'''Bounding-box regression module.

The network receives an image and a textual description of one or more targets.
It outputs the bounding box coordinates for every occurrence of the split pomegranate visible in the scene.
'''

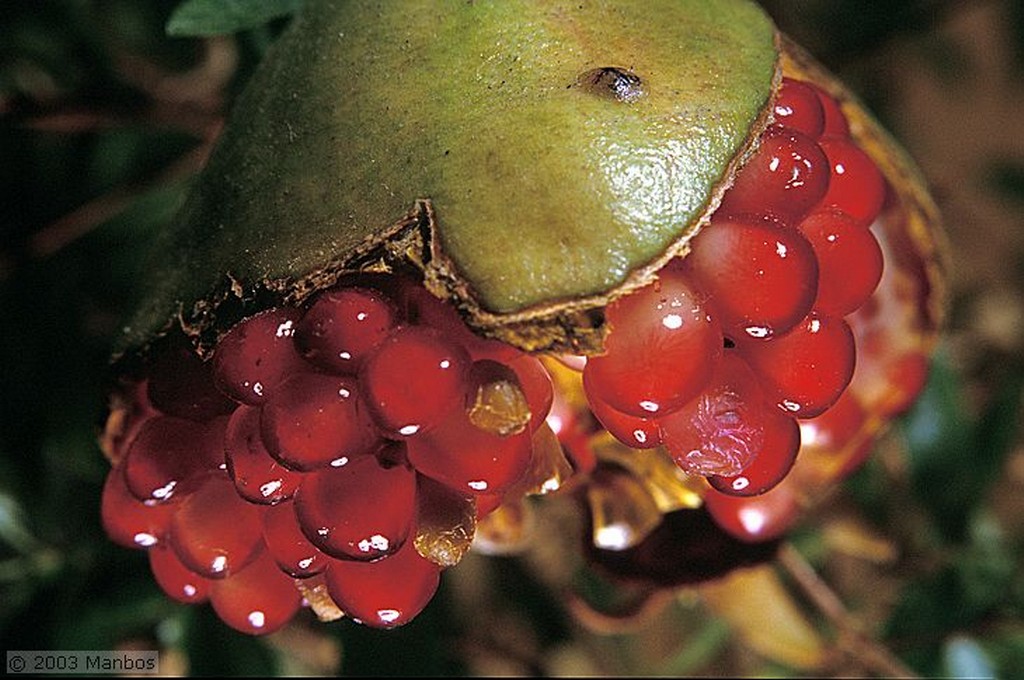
[100,4,943,635]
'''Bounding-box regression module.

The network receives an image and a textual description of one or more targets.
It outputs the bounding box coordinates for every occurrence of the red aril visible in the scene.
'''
[718,125,830,225]
[324,539,441,629]
[583,265,723,417]
[212,308,307,405]
[797,208,884,316]
[703,476,802,543]
[817,136,887,227]
[225,405,302,503]
[708,406,800,496]
[261,373,381,471]
[100,465,175,549]
[507,354,555,432]
[360,325,470,437]
[659,352,768,477]
[294,454,417,560]
[740,311,856,418]
[295,286,398,373]
[586,392,662,449]
[123,415,225,503]
[683,216,818,341]
[815,85,851,137]
[167,473,264,578]
[146,336,235,421]
[209,548,302,635]
[148,543,213,604]
[260,501,328,578]
[773,78,826,138]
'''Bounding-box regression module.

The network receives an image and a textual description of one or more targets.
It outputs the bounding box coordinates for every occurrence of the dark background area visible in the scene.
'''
[1,0,1023,676]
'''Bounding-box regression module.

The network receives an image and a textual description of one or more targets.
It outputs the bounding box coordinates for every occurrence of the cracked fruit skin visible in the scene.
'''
[101,0,948,639]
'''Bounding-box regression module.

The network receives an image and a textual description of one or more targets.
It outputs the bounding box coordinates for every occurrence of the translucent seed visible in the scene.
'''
[797,208,884,316]
[323,539,441,629]
[413,474,476,568]
[260,500,328,578]
[360,325,470,437]
[814,85,851,137]
[149,543,213,604]
[167,473,264,579]
[708,408,800,496]
[659,353,768,477]
[212,308,307,405]
[817,136,887,227]
[261,373,381,471]
[586,390,663,449]
[100,464,175,549]
[147,336,236,421]
[294,453,417,560]
[773,77,826,138]
[209,548,303,636]
[703,478,802,544]
[583,264,723,417]
[294,286,398,373]
[465,360,532,437]
[123,415,225,504]
[225,405,302,503]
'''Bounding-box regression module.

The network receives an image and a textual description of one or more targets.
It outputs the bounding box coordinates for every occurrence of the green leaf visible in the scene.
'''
[166,0,302,37]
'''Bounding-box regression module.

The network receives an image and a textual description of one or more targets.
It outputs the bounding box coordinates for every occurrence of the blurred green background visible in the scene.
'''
[1,0,1023,676]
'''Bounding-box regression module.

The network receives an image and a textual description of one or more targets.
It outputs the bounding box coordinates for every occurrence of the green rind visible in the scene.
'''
[120,0,776,354]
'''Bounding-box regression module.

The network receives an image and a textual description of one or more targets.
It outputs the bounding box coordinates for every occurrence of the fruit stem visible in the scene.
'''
[777,543,919,678]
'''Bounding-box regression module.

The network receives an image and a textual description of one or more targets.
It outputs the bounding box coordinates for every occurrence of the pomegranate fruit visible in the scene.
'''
[100,0,945,635]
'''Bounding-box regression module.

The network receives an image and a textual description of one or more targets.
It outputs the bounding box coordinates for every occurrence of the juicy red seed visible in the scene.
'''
[659,352,768,477]
[261,373,381,471]
[817,136,887,226]
[586,391,662,449]
[583,265,723,417]
[718,125,830,225]
[295,286,398,373]
[147,339,235,421]
[123,415,225,503]
[683,216,818,341]
[209,548,302,635]
[212,308,307,405]
[508,355,555,432]
[260,501,328,578]
[294,454,417,560]
[100,465,175,549]
[360,325,470,437]
[797,209,884,316]
[148,543,213,604]
[324,539,441,629]
[406,402,533,496]
[225,405,302,503]
[798,389,866,452]
[708,408,800,496]
[816,86,850,137]
[774,78,826,138]
[167,473,264,578]
[740,311,856,418]
[703,480,801,543]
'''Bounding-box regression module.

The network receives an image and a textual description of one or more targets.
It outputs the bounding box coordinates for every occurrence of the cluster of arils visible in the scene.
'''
[580,78,895,526]
[101,274,570,635]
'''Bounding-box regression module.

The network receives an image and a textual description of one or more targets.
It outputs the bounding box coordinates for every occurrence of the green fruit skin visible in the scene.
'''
[121,0,777,354]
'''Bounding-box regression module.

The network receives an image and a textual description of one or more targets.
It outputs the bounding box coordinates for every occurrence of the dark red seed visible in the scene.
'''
[261,373,381,471]
[212,308,307,405]
[148,543,213,604]
[740,311,856,418]
[718,125,830,225]
[260,501,328,578]
[225,405,302,503]
[683,216,818,341]
[773,78,826,138]
[817,136,887,227]
[815,86,851,137]
[100,465,175,549]
[406,402,533,496]
[167,473,264,578]
[324,540,440,629]
[209,548,302,635]
[123,415,225,503]
[583,264,723,417]
[586,392,662,449]
[659,352,768,477]
[708,407,800,496]
[508,355,555,432]
[360,325,470,437]
[703,479,801,543]
[295,286,398,373]
[797,209,884,316]
[294,454,417,560]
[147,338,236,421]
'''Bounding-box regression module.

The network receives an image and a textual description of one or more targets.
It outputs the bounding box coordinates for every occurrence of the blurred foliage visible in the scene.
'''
[2,0,1023,677]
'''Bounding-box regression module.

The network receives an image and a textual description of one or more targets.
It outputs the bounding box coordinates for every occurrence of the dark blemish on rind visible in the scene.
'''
[575,67,645,103]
